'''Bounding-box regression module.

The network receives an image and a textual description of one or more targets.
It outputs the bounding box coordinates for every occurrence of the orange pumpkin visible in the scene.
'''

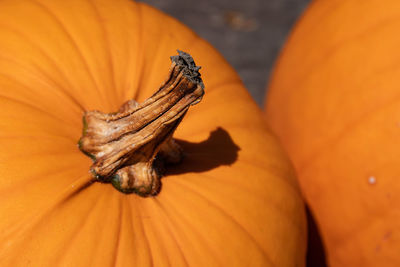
[0,0,306,266]
[265,0,400,266]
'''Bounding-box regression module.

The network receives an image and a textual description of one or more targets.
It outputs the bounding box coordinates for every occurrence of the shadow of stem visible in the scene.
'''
[165,127,240,175]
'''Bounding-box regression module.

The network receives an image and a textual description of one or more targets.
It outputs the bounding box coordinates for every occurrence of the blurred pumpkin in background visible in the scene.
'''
[265,0,400,266]
[0,0,306,266]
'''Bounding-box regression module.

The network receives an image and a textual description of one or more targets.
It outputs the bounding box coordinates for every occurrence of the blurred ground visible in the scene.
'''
[139,0,310,106]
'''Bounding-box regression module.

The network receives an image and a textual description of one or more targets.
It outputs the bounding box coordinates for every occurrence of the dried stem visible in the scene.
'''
[78,51,204,196]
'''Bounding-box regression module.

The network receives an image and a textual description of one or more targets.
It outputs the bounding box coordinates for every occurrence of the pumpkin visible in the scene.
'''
[265,0,400,266]
[0,0,306,266]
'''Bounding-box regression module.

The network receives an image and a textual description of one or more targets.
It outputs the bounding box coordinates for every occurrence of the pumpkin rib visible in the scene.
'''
[138,200,176,267]
[168,171,271,201]
[17,62,86,113]
[3,144,79,161]
[0,156,87,196]
[297,88,400,173]
[272,9,400,101]
[111,196,124,267]
[159,192,231,266]
[0,174,93,251]
[172,169,306,246]
[0,54,85,116]
[27,0,108,108]
[0,135,75,143]
[119,1,141,104]
[236,156,295,184]
[170,178,274,265]
[50,189,106,264]
[133,199,159,266]
[127,199,155,266]
[0,91,78,128]
[129,2,145,102]
[48,186,119,267]
[153,198,190,267]
[176,165,302,220]
[172,170,271,200]
[0,25,87,112]
[87,0,119,106]
[87,189,123,267]
[0,133,78,148]
[120,198,151,266]
[159,189,229,266]
[173,172,305,241]
[134,32,171,102]
[221,162,305,232]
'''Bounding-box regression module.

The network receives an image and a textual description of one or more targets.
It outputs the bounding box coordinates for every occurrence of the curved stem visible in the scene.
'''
[78,51,204,196]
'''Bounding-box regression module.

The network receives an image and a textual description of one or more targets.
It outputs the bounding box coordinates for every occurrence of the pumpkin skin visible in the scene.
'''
[265,0,400,266]
[0,0,306,266]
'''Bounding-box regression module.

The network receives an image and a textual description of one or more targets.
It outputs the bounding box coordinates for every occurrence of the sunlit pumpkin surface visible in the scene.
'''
[265,0,400,266]
[0,0,306,266]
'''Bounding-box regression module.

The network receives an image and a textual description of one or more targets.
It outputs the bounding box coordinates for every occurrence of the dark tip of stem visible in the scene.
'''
[171,50,204,89]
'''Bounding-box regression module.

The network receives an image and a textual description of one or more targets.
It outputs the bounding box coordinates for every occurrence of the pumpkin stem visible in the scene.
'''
[78,50,204,196]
